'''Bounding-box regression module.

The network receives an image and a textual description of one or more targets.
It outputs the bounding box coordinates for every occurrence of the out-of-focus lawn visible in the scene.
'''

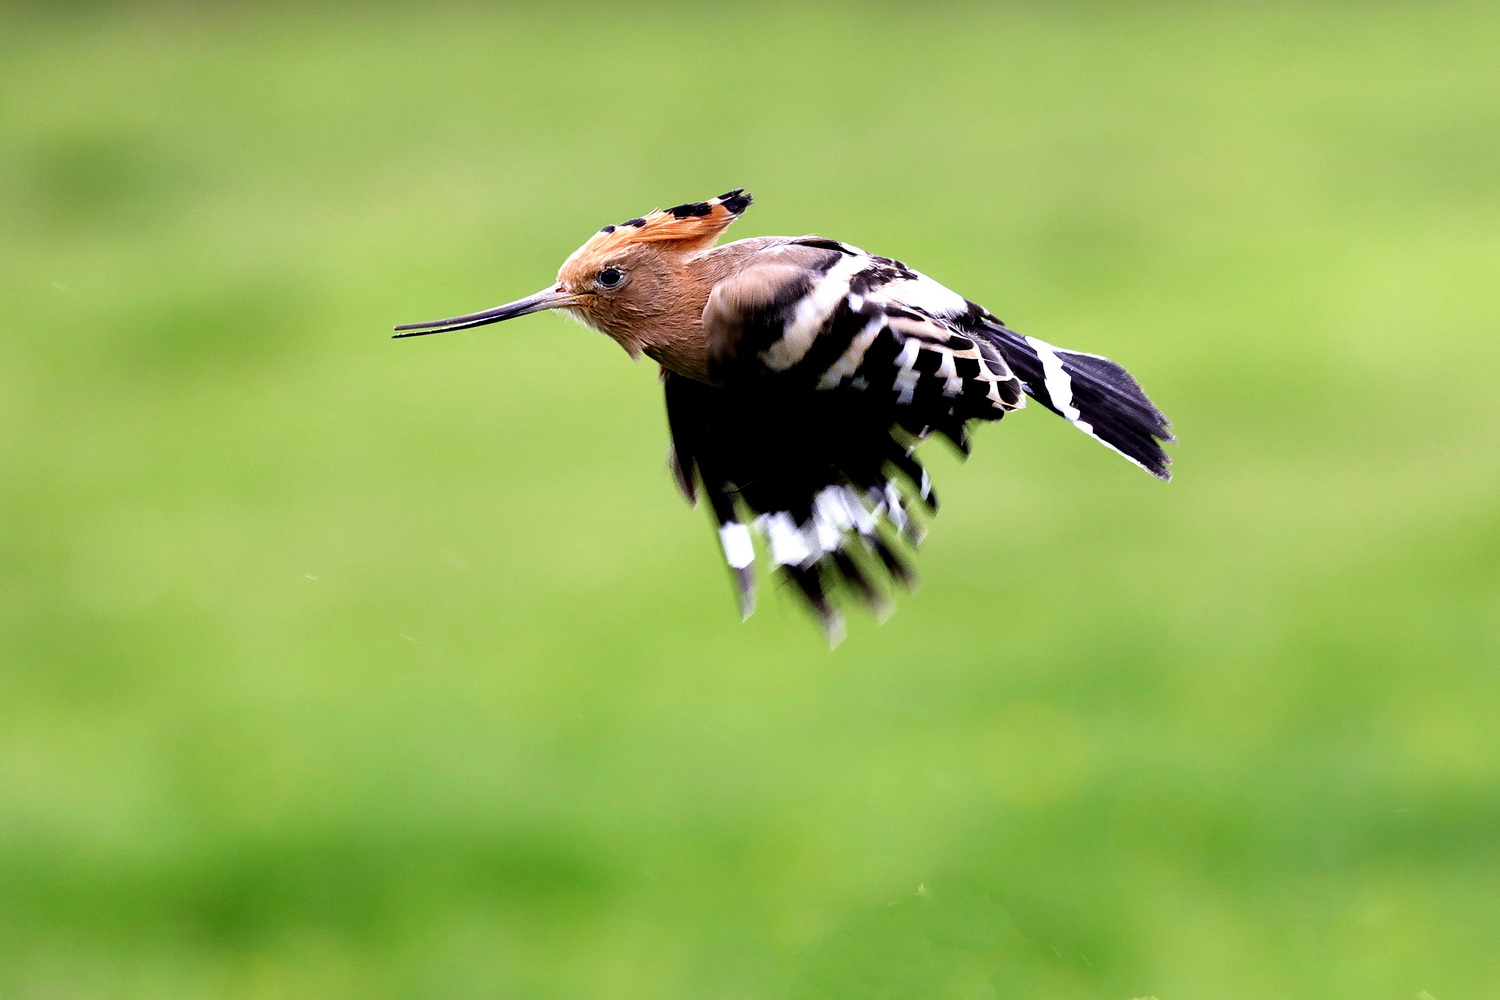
[2,3,1498,997]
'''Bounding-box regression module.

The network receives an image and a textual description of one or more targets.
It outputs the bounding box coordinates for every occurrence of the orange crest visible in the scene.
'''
[570,189,753,261]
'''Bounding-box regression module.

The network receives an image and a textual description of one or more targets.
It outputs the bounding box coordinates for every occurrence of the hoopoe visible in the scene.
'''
[395,190,1173,639]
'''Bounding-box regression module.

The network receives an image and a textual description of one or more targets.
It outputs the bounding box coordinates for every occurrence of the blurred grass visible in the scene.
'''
[2,1,1499,997]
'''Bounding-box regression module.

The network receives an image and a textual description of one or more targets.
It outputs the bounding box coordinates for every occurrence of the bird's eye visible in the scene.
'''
[597,267,624,288]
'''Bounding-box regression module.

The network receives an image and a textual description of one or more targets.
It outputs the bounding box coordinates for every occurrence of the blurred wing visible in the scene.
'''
[663,368,922,642]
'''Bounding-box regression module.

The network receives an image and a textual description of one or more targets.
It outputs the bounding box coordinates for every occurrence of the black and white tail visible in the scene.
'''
[980,323,1174,480]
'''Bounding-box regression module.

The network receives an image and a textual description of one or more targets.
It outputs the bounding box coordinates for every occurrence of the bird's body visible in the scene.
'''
[396,191,1173,638]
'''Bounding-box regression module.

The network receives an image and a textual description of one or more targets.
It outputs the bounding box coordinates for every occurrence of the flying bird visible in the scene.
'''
[395,190,1172,639]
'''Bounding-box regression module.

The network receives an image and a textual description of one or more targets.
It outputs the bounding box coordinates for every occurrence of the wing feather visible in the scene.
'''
[673,240,1171,636]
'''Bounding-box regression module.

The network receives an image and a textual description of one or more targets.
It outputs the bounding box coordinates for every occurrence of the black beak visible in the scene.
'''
[392,285,575,338]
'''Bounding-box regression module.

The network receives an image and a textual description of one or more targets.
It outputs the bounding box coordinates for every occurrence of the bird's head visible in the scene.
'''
[394,190,752,342]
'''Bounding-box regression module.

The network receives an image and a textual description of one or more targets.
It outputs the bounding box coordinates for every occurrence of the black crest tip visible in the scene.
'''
[716,189,753,215]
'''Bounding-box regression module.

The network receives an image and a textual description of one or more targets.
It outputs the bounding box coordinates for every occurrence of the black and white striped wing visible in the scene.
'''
[669,248,1023,636]
[706,248,1027,434]
[663,369,923,638]
[670,239,1172,637]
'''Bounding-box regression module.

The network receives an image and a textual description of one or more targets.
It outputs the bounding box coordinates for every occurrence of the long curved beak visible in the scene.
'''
[392,285,575,338]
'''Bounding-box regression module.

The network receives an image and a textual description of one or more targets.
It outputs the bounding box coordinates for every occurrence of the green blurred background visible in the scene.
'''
[3,2,1498,997]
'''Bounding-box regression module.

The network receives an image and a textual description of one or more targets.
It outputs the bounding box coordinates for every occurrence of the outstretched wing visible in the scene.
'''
[669,238,1172,637]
